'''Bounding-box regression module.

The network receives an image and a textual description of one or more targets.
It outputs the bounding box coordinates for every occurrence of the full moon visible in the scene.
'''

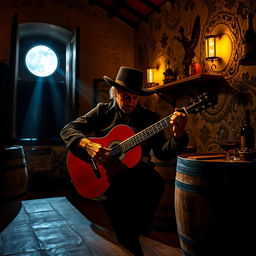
[25,45,58,77]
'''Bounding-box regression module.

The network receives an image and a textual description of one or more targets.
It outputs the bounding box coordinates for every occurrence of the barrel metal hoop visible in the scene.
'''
[177,161,217,177]
[175,179,210,195]
[178,232,200,247]
[0,146,24,159]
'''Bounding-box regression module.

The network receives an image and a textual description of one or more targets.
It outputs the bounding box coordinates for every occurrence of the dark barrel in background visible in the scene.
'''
[0,145,28,200]
[175,153,256,256]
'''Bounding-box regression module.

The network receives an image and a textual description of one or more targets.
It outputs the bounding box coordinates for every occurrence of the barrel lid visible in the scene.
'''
[0,145,23,151]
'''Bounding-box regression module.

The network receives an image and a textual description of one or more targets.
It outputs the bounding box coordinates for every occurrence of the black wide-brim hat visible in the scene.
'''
[103,66,155,96]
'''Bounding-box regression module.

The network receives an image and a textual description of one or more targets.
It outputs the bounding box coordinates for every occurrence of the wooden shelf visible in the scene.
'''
[149,74,225,93]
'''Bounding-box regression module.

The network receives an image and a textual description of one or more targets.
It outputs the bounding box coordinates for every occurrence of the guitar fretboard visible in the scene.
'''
[109,92,217,158]
[120,114,172,153]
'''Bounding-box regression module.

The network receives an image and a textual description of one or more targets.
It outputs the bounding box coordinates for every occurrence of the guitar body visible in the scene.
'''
[67,124,142,199]
[66,93,218,199]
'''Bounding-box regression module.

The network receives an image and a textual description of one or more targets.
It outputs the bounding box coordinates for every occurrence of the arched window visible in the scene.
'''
[7,20,79,145]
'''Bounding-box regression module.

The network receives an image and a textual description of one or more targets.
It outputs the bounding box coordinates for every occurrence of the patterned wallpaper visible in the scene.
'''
[136,0,256,153]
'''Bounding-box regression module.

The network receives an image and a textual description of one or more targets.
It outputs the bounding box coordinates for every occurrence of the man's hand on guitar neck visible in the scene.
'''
[170,109,188,139]
[79,138,111,165]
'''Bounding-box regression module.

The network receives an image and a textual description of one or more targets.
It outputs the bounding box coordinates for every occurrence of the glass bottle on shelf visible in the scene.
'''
[239,12,256,65]
[163,59,176,84]
[189,56,202,76]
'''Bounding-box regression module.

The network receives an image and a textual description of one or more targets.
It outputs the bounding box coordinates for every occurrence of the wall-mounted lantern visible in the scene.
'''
[205,35,221,62]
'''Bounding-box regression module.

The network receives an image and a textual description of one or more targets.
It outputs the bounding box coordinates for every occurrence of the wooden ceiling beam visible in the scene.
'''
[139,0,161,13]
[89,0,163,28]
[122,3,148,22]
[90,1,138,28]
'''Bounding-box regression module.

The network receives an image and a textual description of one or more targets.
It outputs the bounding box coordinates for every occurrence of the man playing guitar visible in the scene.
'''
[60,66,188,256]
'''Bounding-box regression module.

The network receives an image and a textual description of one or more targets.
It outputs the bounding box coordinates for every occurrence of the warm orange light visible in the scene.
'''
[205,35,221,62]
[147,68,155,84]
[208,37,216,57]
[218,34,232,64]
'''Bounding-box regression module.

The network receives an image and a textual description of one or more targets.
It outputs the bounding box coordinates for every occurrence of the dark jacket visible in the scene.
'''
[60,100,188,163]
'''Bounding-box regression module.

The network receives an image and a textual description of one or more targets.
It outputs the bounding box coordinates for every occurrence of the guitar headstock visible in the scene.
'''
[185,92,218,114]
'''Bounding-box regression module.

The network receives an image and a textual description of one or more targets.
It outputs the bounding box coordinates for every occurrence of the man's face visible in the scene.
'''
[115,88,140,113]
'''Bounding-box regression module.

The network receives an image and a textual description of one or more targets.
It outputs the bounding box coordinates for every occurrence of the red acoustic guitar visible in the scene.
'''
[67,93,217,199]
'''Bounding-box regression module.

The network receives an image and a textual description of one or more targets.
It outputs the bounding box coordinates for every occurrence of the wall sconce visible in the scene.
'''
[205,35,221,62]
[203,12,238,76]
[146,68,158,86]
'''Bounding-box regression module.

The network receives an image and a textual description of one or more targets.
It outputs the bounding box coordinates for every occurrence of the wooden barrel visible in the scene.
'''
[151,154,177,231]
[0,145,28,200]
[175,153,256,256]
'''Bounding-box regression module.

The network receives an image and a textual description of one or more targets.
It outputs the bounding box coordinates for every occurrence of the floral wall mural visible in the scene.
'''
[136,0,256,153]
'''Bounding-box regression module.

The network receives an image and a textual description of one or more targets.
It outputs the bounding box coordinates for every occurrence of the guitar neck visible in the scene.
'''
[120,114,173,153]
[110,92,217,157]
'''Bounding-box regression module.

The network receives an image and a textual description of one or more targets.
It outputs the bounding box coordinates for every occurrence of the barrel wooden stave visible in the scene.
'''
[0,145,28,199]
[175,172,221,255]
[175,153,256,256]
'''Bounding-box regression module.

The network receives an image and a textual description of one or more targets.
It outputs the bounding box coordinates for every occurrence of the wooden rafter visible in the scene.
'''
[88,0,166,28]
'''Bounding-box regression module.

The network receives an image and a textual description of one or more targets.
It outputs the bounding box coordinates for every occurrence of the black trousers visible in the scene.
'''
[103,163,165,255]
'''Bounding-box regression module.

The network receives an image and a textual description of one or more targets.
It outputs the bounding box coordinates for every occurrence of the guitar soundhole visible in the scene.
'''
[108,140,125,160]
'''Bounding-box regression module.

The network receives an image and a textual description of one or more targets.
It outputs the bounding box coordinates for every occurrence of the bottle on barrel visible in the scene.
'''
[240,110,255,150]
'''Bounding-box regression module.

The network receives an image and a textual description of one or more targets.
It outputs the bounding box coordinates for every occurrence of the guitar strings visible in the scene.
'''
[109,113,175,157]
[110,95,211,156]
